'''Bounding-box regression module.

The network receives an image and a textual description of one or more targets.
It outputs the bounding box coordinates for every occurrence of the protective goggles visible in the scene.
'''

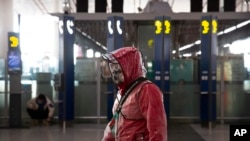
[100,54,120,78]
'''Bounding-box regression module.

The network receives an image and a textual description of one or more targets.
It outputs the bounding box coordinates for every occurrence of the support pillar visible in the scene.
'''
[106,16,124,120]
[58,15,75,126]
[200,15,218,128]
[154,16,172,118]
[8,32,23,128]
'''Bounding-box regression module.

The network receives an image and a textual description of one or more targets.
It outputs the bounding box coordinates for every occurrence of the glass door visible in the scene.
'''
[169,59,200,120]
[217,54,250,123]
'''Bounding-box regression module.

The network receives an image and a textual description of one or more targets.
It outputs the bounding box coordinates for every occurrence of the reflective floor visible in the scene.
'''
[0,123,230,141]
[191,124,229,141]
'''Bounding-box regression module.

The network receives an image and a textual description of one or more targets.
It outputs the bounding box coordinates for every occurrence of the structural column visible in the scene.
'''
[58,15,75,125]
[0,0,14,121]
[154,16,172,118]
[200,15,218,128]
[8,32,22,128]
[106,16,124,120]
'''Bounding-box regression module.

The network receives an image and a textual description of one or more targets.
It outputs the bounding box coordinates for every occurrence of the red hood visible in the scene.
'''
[109,47,145,93]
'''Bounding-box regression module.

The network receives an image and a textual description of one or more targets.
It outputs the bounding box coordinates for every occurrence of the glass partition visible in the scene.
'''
[0,59,6,117]
[137,23,200,120]
[137,19,250,123]
[74,58,107,121]
[169,59,199,119]
[217,54,250,122]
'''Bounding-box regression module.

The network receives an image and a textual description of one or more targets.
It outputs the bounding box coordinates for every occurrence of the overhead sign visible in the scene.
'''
[155,19,171,35]
[9,36,19,48]
[212,20,218,33]
[107,19,123,35]
[201,20,209,34]
[59,20,63,34]
[201,19,218,34]
[108,20,114,35]
[67,20,74,34]
[59,19,74,34]
[164,20,171,34]
[116,20,123,35]
[8,32,20,50]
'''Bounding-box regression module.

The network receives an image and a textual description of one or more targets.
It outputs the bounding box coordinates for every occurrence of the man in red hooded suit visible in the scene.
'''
[101,47,167,141]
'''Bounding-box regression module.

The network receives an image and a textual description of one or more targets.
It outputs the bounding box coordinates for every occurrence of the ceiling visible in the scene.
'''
[13,0,250,55]
[14,0,250,14]
[74,15,249,54]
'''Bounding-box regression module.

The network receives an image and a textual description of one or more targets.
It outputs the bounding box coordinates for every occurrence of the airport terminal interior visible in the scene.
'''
[0,0,250,141]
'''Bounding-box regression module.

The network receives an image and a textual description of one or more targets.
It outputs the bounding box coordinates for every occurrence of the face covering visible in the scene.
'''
[100,55,124,84]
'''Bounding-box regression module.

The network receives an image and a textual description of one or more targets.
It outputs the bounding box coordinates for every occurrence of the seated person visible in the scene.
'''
[26,93,54,126]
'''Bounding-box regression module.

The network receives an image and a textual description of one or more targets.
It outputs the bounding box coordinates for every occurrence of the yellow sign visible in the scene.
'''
[164,20,171,34]
[155,20,171,34]
[201,20,209,34]
[212,20,218,34]
[9,36,19,48]
[155,20,162,34]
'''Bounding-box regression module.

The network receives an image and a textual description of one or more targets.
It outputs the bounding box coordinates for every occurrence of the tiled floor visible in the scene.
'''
[0,124,105,141]
[191,124,229,141]
[0,123,229,141]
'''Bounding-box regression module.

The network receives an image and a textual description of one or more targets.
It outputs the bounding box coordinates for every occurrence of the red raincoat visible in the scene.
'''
[102,47,167,141]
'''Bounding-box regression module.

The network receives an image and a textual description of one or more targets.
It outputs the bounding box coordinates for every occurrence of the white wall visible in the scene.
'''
[0,0,14,58]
